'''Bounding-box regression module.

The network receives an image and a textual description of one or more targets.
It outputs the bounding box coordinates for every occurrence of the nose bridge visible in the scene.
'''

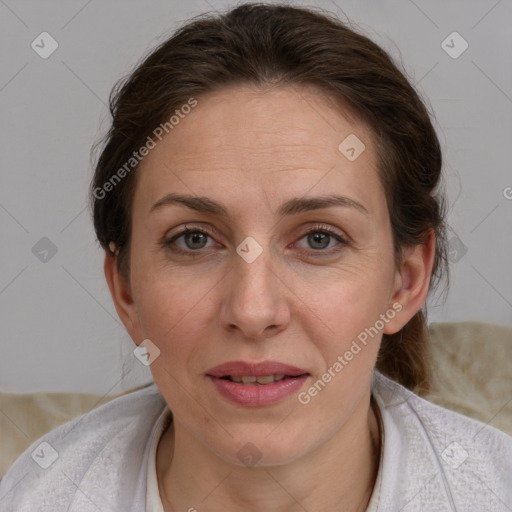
[233,237,277,306]
[221,235,290,338]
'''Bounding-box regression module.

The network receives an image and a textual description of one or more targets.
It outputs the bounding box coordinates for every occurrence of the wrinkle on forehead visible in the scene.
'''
[161,83,368,152]
[166,144,339,176]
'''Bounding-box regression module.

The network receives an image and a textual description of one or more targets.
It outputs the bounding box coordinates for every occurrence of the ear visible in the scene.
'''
[103,244,143,343]
[383,229,436,335]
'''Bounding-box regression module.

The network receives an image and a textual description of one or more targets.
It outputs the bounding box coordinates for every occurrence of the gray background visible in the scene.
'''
[1,0,511,394]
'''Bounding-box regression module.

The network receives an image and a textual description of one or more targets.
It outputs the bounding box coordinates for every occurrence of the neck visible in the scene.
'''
[157,393,381,512]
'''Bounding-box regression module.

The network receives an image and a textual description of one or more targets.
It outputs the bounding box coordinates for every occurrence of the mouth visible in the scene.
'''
[205,360,310,405]
[216,374,307,385]
[205,361,311,406]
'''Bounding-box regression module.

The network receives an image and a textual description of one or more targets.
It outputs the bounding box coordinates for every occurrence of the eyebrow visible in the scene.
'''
[149,193,369,218]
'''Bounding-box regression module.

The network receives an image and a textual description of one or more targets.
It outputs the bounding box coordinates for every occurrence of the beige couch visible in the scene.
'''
[1,321,511,477]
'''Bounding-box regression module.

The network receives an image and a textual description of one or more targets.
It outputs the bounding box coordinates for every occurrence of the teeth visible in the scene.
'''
[229,374,287,385]
[255,375,275,384]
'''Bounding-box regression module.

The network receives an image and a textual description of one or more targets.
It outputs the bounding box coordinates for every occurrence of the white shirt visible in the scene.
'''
[1,371,511,511]
[145,405,170,512]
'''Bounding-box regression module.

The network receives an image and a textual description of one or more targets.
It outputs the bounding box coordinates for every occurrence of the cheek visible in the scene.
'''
[300,280,386,358]
[132,264,220,372]
[137,280,204,343]
[134,275,209,406]
[293,278,390,412]
[293,256,394,327]
[288,260,396,377]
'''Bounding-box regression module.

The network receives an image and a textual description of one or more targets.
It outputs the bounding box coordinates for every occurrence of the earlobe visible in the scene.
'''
[103,248,141,340]
[384,229,436,335]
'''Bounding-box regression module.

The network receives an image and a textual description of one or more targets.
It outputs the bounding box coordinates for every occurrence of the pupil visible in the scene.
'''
[309,232,329,249]
[186,232,207,249]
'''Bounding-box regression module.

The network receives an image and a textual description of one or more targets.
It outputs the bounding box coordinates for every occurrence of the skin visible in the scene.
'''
[104,83,435,511]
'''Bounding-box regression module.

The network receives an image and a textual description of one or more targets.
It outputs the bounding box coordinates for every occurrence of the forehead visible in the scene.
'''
[155,84,371,163]
[133,84,382,216]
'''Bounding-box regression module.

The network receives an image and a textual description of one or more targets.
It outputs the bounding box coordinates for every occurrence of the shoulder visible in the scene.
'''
[0,383,167,512]
[372,371,512,511]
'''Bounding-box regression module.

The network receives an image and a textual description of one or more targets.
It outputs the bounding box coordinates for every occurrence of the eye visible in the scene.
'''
[161,225,218,255]
[160,223,348,257]
[294,224,348,255]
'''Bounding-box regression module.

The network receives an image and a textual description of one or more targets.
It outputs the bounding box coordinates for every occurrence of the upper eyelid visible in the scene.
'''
[166,221,346,236]
[166,223,218,240]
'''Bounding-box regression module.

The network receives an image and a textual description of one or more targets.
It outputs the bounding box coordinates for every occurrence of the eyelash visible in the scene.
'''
[160,223,349,258]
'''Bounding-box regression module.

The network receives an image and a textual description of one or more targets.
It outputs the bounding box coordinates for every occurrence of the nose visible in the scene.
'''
[219,245,291,341]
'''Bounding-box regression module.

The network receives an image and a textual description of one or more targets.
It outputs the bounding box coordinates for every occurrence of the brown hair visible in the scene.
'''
[89,2,448,392]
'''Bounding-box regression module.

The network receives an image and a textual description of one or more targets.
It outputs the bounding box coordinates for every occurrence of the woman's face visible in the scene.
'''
[114,84,408,466]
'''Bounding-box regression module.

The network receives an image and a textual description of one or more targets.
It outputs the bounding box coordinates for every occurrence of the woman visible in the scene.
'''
[1,3,510,511]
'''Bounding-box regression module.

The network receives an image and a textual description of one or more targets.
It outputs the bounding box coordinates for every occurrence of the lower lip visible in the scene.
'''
[207,375,309,406]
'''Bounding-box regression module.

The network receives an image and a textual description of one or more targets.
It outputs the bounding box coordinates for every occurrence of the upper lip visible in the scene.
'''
[206,360,310,378]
